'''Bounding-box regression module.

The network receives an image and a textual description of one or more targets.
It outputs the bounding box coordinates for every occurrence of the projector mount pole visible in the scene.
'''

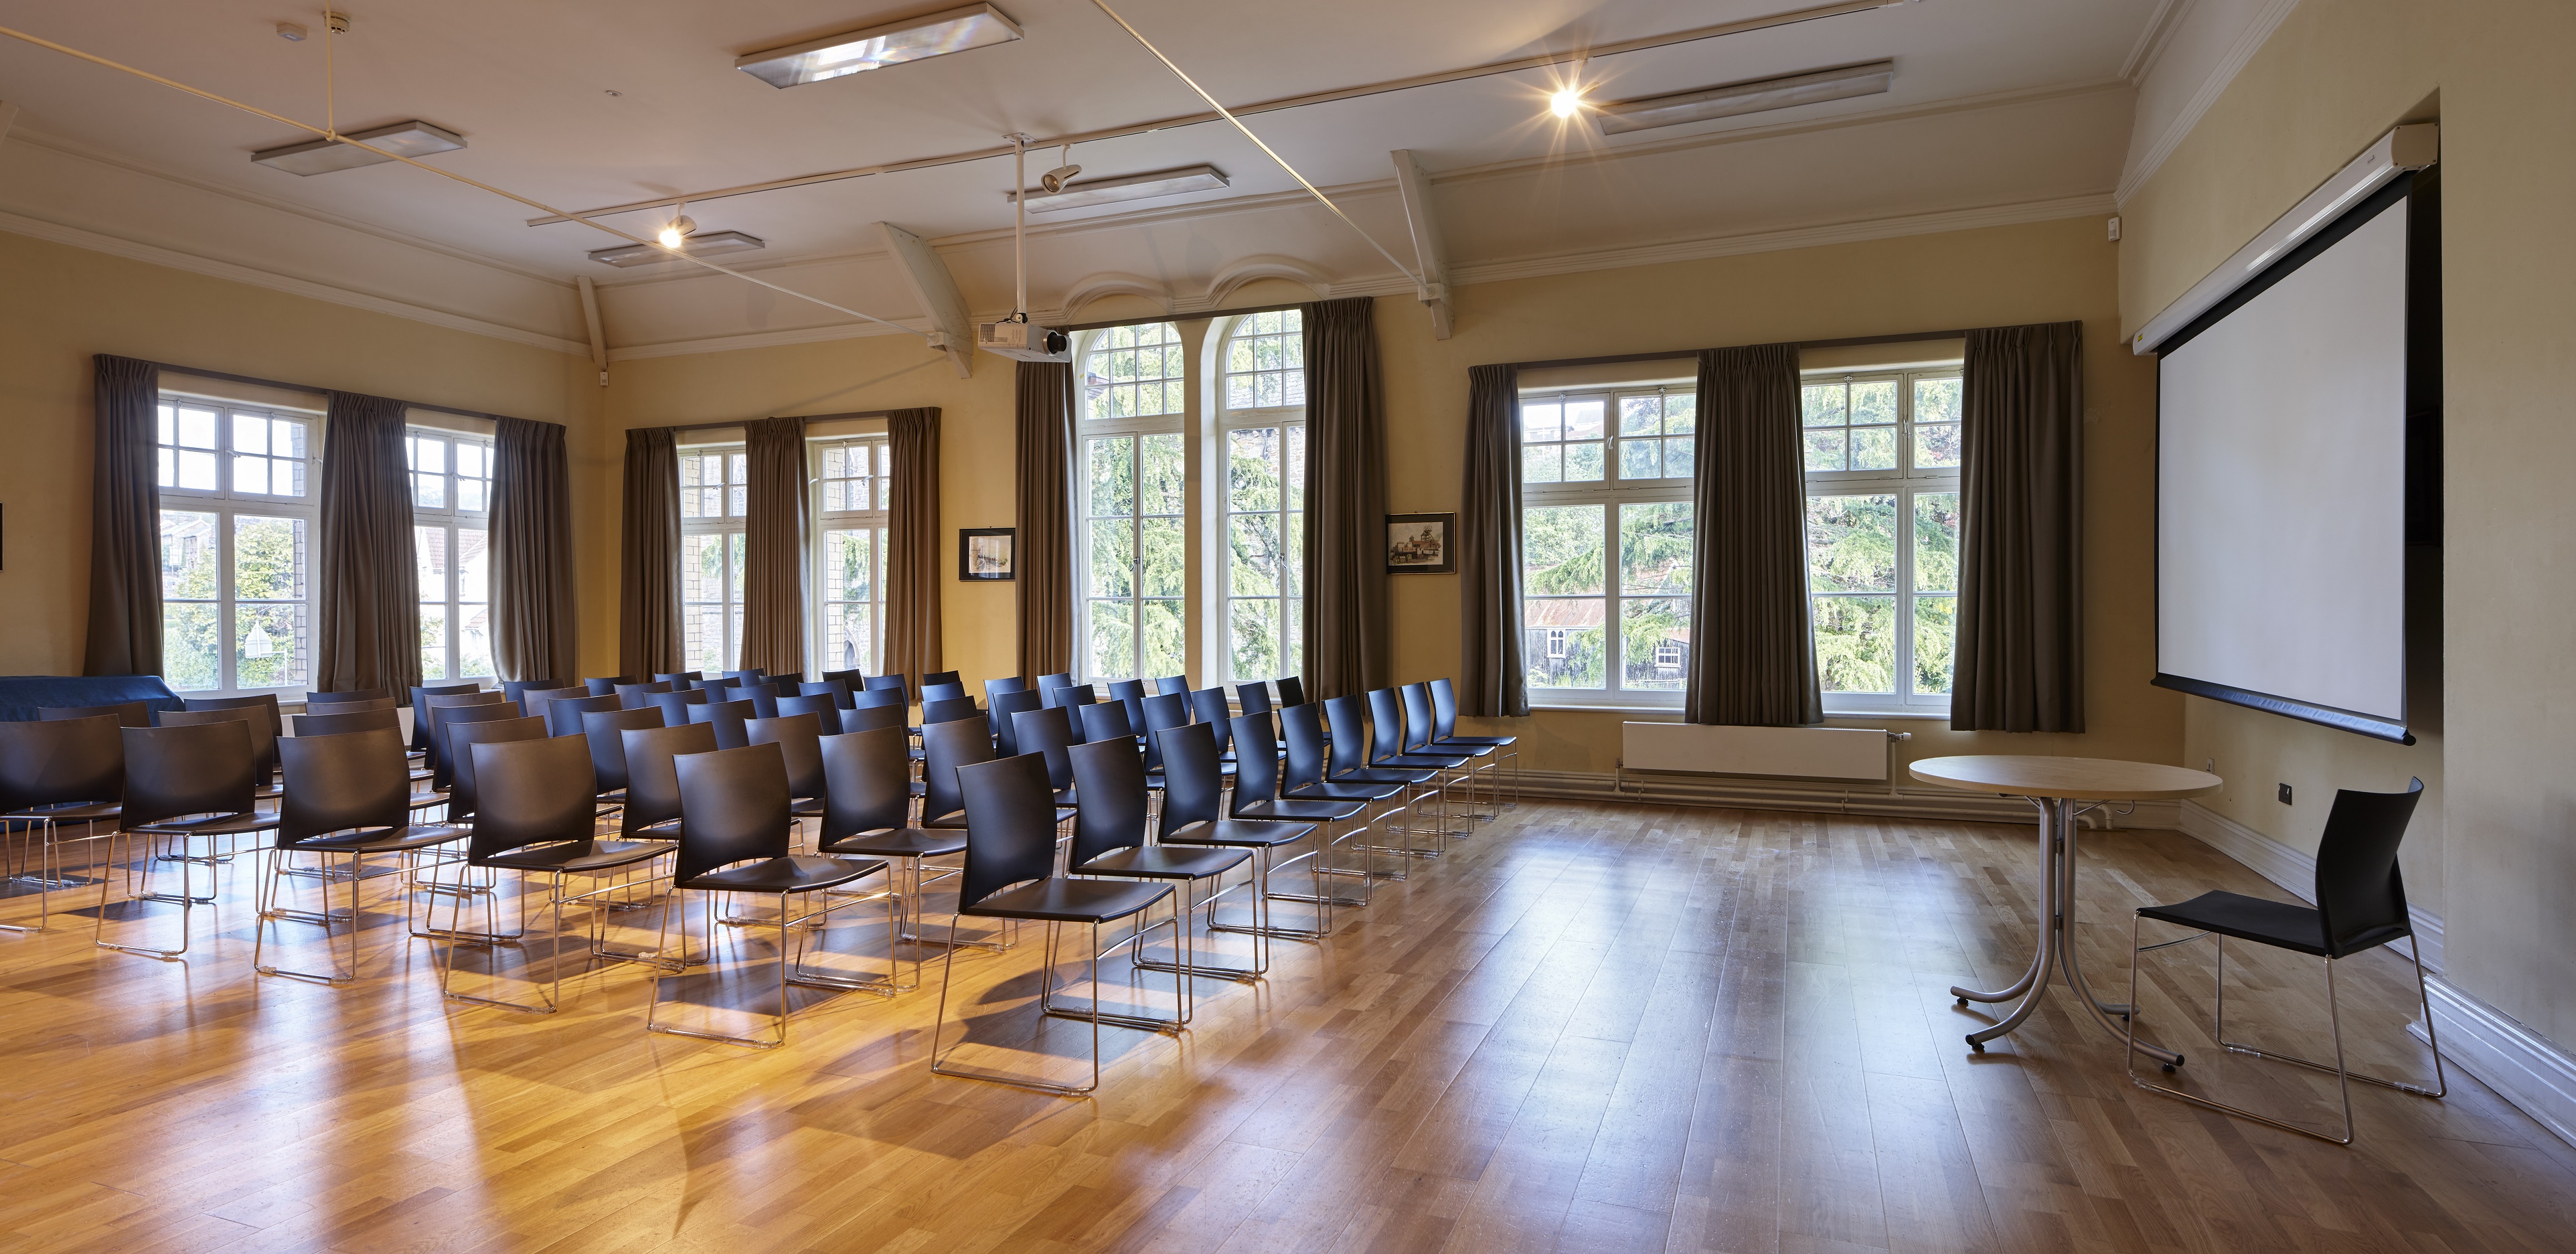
[1009,133,1030,323]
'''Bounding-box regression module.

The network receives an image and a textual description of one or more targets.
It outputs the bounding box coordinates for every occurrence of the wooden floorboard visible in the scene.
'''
[0,800,2565,1253]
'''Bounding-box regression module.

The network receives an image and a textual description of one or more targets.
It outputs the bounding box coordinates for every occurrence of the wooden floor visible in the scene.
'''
[3,800,2571,1253]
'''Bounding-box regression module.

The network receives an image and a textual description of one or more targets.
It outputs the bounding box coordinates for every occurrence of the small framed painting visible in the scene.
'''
[1385,513,1455,574]
[959,528,1015,581]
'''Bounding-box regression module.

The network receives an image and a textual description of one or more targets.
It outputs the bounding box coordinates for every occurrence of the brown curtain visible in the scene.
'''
[314,390,420,696]
[84,355,162,676]
[1014,362,1074,682]
[1953,322,2085,732]
[1457,364,1526,717]
[1686,345,1820,725]
[886,407,943,684]
[619,427,681,677]
[1299,297,1388,700]
[490,416,576,683]
[739,415,807,677]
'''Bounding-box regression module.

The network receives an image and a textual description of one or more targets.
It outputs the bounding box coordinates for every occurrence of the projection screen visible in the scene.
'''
[2154,185,2413,740]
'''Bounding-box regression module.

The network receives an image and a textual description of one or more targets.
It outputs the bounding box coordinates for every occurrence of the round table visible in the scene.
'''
[1911,755,2222,1059]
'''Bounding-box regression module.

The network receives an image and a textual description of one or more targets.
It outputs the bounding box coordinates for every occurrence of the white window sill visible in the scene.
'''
[1820,708,1953,721]
[1527,699,1685,714]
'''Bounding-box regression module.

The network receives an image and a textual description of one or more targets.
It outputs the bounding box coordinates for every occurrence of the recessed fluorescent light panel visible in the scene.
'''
[1594,60,1894,135]
[1007,164,1230,212]
[736,3,1023,88]
[251,120,465,175]
[589,231,767,267]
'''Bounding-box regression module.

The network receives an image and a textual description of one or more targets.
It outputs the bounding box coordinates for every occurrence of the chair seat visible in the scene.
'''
[1291,779,1402,803]
[821,827,968,858]
[1076,845,1250,881]
[681,854,886,894]
[963,876,1172,923]
[407,790,449,809]
[1238,797,1362,822]
[1421,740,1496,759]
[131,811,280,838]
[2138,890,2345,957]
[479,839,670,874]
[1437,734,1515,748]
[791,797,825,817]
[3,802,122,824]
[298,824,470,854]
[1335,765,1436,785]
[1165,817,1315,848]
[1374,753,1469,771]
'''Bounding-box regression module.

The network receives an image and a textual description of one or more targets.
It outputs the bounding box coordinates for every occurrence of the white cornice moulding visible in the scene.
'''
[2121,0,2196,83]
[2176,800,2441,970]
[2116,0,2304,205]
[0,211,590,357]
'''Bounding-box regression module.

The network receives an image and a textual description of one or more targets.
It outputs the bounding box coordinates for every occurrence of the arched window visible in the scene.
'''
[1075,322,1188,682]
[1216,309,1304,684]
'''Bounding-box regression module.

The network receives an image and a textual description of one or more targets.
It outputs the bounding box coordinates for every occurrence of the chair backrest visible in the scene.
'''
[1154,722,1225,838]
[922,696,983,727]
[1400,684,1437,751]
[1230,714,1285,811]
[1277,676,1307,707]
[1189,688,1234,755]
[1366,688,1411,763]
[721,669,767,686]
[545,694,623,740]
[276,725,408,850]
[920,681,967,704]
[1152,674,1190,696]
[954,754,1060,911]
[119,722,254,826]
[1236,682,1273,716]
[1141,692,1192,773]
[1106,679,1147,742]
[920,716,996,824]
[672,742,793,883]
[517,685,588,721]
[852,686,907,712]
[863,673,908,692]
[1323,694,1373,775]
[653,671,706,689]
[1011,706,1078,791]
[305,687,390,706]
[157,704,279,783]
[183,692,283,736]
[1035,672,1073,696]
[431,700,521,788]
[839,702,907,734]
[2314,778,2427,957]
[686,698,757,750]
[744,713,827,801]
[447,714,548,821]
[293,706,400,738]
[409,683,482,749]
[0,714,124,811]
[711,682,783,718]
[501,678,569,704]
[468,734,600,862]
[777,693,843,734]
[819,726,912,842]
[581,706,667,794]
[983,676,1030,706]
[584,676,638,696]
[42,702,150,728]
[819,668,866,692]
[1428,677,1463,740]
[1068,737,1152,866]
[1079,700,1136,746]
[922,669,961,689]
[1280,702,1334,791]
[990,688,1044,755]
[619,722,720,838]
[799,679,852,708]
[1056,683,1099,710]
[645,689,714,726]
[615,680,675,708]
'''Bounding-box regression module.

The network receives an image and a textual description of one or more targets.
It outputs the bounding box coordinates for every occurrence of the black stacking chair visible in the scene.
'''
[1368,686,1472,841]
[2126,779,2443,1144]
[615,680,676,708]
[645,688,714,727]
[1068,738,1255,986]
[921,681,968,704]
[920,717,998,830]
[0,714,125,934]
[799,680,854,709]
[1152,675,1190,696]
[1011,706,1084,809]
[584,676,637,697]
[545,694,623,740]
[1078,702,1142,764]
[818,725,965,979]
[922,696,983,728]
[159,705,281,799]
[777,693,843,734]
[42,702,151,728]
[409,683,482,751]
[1230,714,1366,933]
[617,722,717,842]
[985,677,1030,706]
[991,689,1044,756]
[515,685,587,723]
[502,678,568,705]
[1188,688,1236,762]
[307,688,390,706]
[745,713,829,821]
[1105,679,1148,736]
[445,714,548,824]
[922,670,961,690]
[819,668,866,692]
[582,707,667,803]
[647,742,898,1048]
[429,699,522,793]
[841,703,908,734]
[710,682,783,718]
[721,668,767,686]
[1236,682,1273,720]
[293,706,400,738]
[256,725,467,983]
[1325,694,1449,857]
[1053,683,1100,714]
[1140,692,1193,783]
[864,674,908,692]
[653,671,706,690]
[1275,676,1307,706]
[183,692,283,738]
[852,686,906,714]
[1281,702,1400,892]
[928,753,1180,1095]
[1155,722,1314,943]
[1428,677,1518,808]
[96,721,277,959]
[687,698,758,750]
[1403,682,1499,821]
[437,732,673,1013]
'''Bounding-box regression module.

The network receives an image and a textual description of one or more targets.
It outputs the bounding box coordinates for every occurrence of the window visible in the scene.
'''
[155,398,315,695]
[813,437,889,675]
[1518,385,1696,705]
[680,445,748,674]
[1218,310,1305,683]
[408,429,493,683]
[1076,323,1188,682]
[1802,370,1963,711]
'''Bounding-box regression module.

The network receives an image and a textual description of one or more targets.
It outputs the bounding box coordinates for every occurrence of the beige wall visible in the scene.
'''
[0,229,602,680]
[2119,0,2576,1040]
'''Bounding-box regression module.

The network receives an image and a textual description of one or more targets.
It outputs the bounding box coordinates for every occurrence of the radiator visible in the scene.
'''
[1620,721,1895,782]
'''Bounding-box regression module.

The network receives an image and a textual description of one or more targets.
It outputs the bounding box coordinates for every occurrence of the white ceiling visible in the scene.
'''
[0,0,2168,351]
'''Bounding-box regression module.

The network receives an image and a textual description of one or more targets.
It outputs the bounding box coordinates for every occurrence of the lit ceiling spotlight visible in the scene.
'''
[1549,86,1586,119]
[657,211,697,249]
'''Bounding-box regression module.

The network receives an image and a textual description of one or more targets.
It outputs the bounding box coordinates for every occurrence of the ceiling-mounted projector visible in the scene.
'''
[979,317,1068,362]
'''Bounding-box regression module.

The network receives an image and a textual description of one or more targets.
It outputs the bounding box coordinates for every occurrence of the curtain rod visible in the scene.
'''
[1503,327,1980,374]
[660,408,900,435]
[143,359,555,428]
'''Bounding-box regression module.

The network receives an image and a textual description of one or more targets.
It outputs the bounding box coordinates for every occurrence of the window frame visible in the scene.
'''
[154,394,320,698]
[1517,384,1698,710]
[811,434,891,678]
[1214,309,1306,688]
[1799,367,1964,715]
[679,442,750,675]
[406,426,495,685]
[1073,321,1190,684]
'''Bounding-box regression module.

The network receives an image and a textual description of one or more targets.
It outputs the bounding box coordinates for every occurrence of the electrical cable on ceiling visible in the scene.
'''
[0,18,934,343]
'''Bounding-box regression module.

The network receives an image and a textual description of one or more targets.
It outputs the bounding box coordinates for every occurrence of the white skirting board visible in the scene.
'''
[1528,767,2182,830]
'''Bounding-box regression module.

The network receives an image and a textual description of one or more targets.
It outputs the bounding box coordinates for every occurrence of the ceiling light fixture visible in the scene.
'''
[590,230,765,267]
[657,206,696,249]
[1592,60,1894,135]
[734,3,1024,88]
[1008,163,1228,212]
[1549,57,1587,119]
[250,119,465,175]
[1038,144,1080,194]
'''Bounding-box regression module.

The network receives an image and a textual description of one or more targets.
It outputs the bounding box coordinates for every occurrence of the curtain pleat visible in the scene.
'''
[886,407,943,685]
[739,415,807,677]
[1953,321,2086,732]
[490,416,577,683]
[618,427,682,678]
[84,355,163,677]
[1457,364,1526,717]
[314,391,420,695]
[1686,344,1821,726]
[1299,297,1388,701]
[1014,363,1074,683]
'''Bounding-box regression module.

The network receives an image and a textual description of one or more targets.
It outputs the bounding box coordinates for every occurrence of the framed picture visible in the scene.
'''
[1385,513,1455,574]
[959,528,1015,581]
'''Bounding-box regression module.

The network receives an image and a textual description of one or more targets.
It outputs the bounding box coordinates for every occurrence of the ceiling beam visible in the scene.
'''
[1390,150,1452,339]
[877,222,975,378]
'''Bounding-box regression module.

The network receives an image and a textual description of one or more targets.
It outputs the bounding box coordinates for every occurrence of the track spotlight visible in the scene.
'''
[657,212,697,249]
[1040,145,1081,194]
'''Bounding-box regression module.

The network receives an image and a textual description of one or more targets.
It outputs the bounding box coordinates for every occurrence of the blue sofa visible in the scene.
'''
[0,675,184,722]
